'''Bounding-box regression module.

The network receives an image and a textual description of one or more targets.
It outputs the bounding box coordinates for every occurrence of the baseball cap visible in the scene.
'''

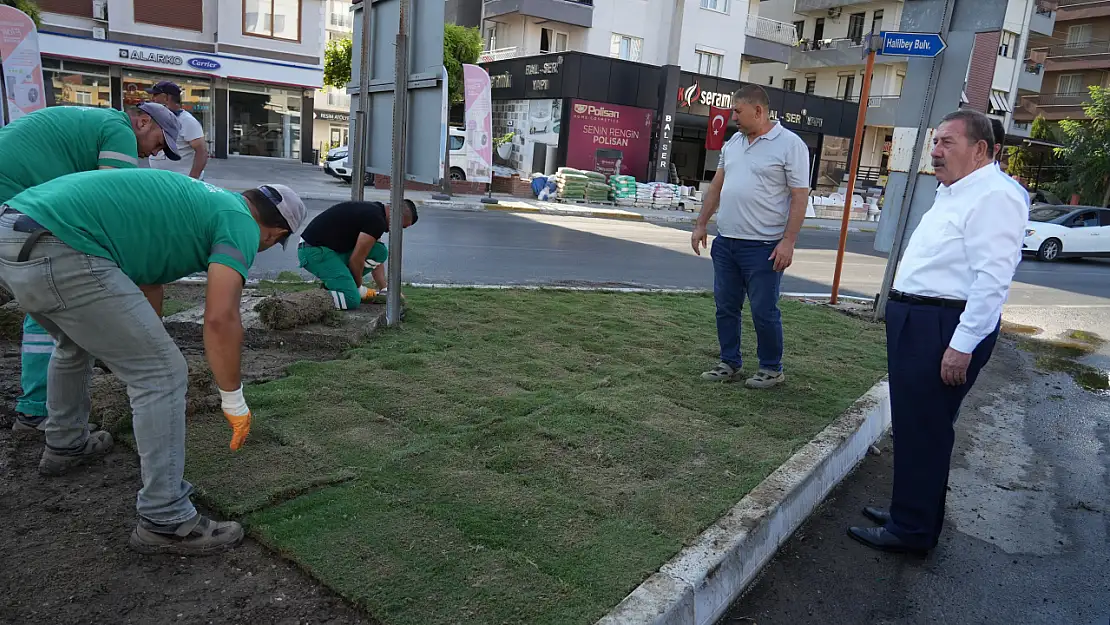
[257,184,307,249]
[146,80,182,99]
[136,102,182,161]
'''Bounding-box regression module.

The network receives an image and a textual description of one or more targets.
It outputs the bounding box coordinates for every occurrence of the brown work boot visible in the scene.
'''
[38,430,114,476]
[13,416,100,439]
[129,514,244,556]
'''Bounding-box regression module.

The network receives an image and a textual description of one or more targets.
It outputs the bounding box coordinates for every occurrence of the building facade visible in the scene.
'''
[35,0,326,163]
[1017,0,1110,125]
[312,0,353,158]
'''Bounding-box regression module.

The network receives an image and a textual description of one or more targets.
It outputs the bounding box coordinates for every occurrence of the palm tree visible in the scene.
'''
[1,1,42,27]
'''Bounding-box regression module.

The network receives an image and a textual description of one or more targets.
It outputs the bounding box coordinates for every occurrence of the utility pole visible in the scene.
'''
[350,0,373,202]
[831,31,879,305]
[386,0,411,327]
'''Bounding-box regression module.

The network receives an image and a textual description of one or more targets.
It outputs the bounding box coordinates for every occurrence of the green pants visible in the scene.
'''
[17,315,53,420]
[298,242,388,310]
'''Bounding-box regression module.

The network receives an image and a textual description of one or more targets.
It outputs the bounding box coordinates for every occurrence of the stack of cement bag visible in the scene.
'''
[586,181,611,203]
[609,175,637,206]
[555,168,589,200]
[651,183,680,209]
[634,183,655,209]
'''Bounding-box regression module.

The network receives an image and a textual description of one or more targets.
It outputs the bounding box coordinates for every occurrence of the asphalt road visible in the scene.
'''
[249,202,1110,307]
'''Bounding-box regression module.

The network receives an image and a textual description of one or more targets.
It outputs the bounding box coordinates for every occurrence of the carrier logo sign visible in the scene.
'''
[188,57,221,71]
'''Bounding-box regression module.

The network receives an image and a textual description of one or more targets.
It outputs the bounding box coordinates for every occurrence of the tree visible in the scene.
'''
[1005,115,1054,182]
[1055,85,1110,206]
[321,24,482,105]
[1,0,42,26]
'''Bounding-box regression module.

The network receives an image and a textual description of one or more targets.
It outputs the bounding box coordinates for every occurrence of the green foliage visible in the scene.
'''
[1055,86,1110,206]
[323,37,353,90]
[322,24,483,105]
[1006,115,1055,180]
[2,0,42,26]
[443,24,483,105]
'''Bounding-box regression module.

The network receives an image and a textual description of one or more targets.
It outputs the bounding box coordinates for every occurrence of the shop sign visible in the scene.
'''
[317,111,349,122]
[678,82,731,109]
[119,47,184,66]
[490,71,512,89]
[769,109,823,129]
[566,99,654,180]
[188,57,221,71]
[524,57,561,92]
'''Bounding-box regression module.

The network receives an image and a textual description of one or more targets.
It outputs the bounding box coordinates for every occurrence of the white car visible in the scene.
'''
[1023,205,1110,261]
[325,127,468,183]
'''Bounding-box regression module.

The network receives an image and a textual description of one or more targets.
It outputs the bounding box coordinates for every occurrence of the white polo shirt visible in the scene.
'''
[894,162,1029,353]
[716,122,811,241]
[150,108,205,177]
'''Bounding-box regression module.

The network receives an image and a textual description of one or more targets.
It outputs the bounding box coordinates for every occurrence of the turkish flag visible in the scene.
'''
[705,106,730,151]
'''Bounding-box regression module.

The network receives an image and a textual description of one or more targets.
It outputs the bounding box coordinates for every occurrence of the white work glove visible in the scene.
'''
[219,385,251,451]
[358,285,376,301]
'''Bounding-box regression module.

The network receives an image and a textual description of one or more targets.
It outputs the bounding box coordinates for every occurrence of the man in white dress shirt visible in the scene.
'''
[848,109,1028,554]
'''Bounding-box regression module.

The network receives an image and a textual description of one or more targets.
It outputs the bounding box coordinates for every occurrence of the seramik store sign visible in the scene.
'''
[677,80,825,131]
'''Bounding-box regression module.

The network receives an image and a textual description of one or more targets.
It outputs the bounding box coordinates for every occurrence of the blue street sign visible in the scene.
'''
[879,31,946,57]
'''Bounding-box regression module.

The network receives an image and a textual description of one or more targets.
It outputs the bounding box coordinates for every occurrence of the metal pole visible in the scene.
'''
[831,42,877,305]
[386,0,410,326]
[873,0,956,321]
[351,0,373,202]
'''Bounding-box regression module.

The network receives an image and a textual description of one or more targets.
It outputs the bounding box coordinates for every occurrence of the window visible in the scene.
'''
[895,72,905,95]
[122,70,213,145]
[768,75,775,85]
[783,78,797,91]
[805,77,816,94]
[229,81,302,159]
[813,18,825,41]
[540,28,568,53]
[1066,24,1092,47]
[871,10,883,34]
[44,59,112,108]
[793,20,805,40]
[837,74,856,101]
[847,13,866,44]
[244,0,301,41]
[1100,210,1110,227]
[1070,211,1100,227]
[610,34,644,61]
[449,134,466,151]
[700,0,729,13]
[998,31,1016,58]
[988,90,1013,114]
[696,50,724,76]
[1058,74,1084,94]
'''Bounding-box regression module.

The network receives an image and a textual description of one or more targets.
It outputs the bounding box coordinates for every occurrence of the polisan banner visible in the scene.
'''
[0,5,47,126]
[462,63,493,184]
[565,99,654,181]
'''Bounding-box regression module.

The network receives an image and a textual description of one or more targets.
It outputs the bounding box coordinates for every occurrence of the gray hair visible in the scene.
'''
[732,85,770,110]
[939,109,994,151]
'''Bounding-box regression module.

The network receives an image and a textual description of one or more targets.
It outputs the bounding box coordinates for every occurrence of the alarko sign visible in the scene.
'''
[678,82,731,109]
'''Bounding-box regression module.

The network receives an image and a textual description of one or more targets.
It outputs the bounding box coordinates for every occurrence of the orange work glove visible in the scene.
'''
[218,385,252,451]
[358,285,377,301]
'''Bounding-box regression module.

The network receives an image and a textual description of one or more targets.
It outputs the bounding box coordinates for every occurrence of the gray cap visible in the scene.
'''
[136,102,181,161]
[257,184,307,249]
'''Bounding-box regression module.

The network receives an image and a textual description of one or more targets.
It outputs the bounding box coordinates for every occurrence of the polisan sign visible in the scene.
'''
[573,102,620,119]
[565,98,654,180]
[678,82,731,109]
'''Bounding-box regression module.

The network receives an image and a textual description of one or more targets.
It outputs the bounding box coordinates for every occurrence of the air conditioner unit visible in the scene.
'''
[93,26,106,40]
[92,0,108,21]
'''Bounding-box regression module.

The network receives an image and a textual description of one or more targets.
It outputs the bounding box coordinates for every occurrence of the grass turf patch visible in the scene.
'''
[201,289,886,624]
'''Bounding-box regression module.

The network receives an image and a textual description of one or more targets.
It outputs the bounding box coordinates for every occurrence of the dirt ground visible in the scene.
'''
[0,283,382,625]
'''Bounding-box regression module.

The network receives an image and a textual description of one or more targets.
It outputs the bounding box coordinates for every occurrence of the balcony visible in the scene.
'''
[1056,0,1110,20]
[1030,0,1058,35]
[478,46,522,62]
[1044,39,1110,71]
[1016,90,1094,120]
[793,0,872,13]
[790,37,869,70]
[483,0,593,28]
[1010,120,1032,138]
[864,94,899,127]
[743,15,798,64]
[1018,59,1045,92]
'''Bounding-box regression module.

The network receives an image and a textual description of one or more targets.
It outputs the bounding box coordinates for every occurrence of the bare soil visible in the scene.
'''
[0,283,385,625]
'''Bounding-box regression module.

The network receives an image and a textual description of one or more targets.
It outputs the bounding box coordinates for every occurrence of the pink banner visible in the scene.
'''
[462,64,493,184]
[565,99,655,181]
[0,6,47,126]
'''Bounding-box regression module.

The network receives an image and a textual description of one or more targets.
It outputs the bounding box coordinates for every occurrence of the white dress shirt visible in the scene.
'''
[893,162,1029,354]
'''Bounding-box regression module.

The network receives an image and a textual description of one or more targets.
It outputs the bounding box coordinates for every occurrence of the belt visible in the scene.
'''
[889,289,967,310]
[1,206,54,262]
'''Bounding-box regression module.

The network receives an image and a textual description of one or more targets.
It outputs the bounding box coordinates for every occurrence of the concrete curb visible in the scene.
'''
[595,379,892,625]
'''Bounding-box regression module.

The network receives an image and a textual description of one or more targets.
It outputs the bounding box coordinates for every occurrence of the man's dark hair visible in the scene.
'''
[990,117,1005,161]
[404,199,419,225]
[939,109,994,153]
[243,188,292,231]
[732,85,770,110]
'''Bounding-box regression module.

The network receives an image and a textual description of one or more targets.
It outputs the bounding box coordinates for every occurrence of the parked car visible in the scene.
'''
[1023,205,1110,261]
[324,127,468,183]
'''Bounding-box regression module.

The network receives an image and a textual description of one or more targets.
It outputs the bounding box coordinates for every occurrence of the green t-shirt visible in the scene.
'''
[7,169,260,285]
[0,106,139,204]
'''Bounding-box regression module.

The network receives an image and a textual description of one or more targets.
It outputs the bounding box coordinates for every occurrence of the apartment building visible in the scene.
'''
[1016,0,1110,126]
[314,0,353,155]
[748,0,1054,178]
[34,0,325,162]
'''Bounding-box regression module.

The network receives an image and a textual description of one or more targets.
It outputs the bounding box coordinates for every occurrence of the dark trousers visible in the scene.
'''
[710,236,784,372]
[884,299,999,549]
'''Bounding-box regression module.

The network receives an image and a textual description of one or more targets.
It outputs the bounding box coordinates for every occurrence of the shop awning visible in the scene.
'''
[989,91,1013,113]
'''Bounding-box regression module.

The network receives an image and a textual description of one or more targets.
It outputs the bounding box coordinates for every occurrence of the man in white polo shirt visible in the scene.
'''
[847,109,1027,554]
[148,81,209,179]
[691,84,811,389]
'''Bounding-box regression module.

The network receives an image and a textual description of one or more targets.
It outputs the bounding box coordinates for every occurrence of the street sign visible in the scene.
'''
[879,31,946,58]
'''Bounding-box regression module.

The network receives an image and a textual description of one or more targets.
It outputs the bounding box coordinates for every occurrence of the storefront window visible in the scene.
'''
[121,71,214,145]
[229,82,302,159]
[42,58,111,108]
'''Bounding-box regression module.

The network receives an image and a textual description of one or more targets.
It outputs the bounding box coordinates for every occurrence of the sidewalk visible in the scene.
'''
[201,157,880,233]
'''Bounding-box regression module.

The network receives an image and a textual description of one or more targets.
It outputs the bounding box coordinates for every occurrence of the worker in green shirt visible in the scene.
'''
[0,103,181,437]
[0,169,307,556]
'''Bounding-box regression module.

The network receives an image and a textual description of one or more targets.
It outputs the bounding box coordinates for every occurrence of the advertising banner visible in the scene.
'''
[462,64,493,184]
[0,6,47,127]
[565,99,654,181]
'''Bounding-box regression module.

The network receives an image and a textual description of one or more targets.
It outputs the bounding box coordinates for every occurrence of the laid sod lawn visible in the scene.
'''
[183,289,887,625]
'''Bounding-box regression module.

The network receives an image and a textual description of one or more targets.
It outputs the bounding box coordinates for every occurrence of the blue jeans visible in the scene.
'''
[710,236,784,372]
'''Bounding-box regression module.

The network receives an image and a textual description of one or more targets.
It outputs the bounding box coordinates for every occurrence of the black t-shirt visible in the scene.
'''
[300,201,388,253]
